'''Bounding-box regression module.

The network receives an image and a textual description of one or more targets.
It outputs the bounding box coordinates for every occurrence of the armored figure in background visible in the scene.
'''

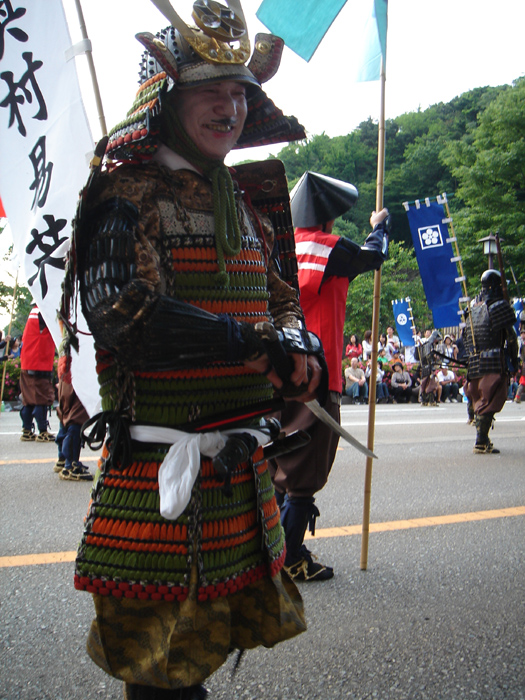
[415,330,442,406]
[463,270,519,453]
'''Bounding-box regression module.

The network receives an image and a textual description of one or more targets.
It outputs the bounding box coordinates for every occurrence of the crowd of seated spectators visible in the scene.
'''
[342,326,467,405]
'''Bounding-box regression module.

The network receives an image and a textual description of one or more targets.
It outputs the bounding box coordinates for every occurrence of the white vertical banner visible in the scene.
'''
[0,0,99,415]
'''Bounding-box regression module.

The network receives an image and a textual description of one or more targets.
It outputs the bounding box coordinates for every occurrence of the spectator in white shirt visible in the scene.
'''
[441,334,458,365]
[437,364,460,402]
[362,329,373,361]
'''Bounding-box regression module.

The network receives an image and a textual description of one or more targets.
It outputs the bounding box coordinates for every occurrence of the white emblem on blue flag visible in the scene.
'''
[396,313,408,326]
[418,225,443,250]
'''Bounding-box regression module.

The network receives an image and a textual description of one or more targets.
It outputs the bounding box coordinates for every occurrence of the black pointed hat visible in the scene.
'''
[290,171,359,228]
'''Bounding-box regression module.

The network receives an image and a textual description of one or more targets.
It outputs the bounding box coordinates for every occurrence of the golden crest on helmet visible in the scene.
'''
[150,0,250,65]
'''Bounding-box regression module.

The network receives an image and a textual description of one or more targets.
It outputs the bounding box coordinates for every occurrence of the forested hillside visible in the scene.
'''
[264,77,525,335]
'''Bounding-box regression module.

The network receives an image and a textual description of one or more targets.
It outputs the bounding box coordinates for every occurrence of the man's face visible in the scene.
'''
[351,358,358,368]
[175,81,248,160]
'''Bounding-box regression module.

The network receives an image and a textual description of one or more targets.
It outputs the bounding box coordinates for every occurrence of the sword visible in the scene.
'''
[305,398,376,459]
[255,322,376,459]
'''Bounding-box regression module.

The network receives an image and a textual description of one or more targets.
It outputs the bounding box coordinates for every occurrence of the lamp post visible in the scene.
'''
[479,232,498,269]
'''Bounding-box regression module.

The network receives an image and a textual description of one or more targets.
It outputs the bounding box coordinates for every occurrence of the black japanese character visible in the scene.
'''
[29,135,53,210]
[26,214,67,298]
[0,51,47,136]
[0,1,28,60]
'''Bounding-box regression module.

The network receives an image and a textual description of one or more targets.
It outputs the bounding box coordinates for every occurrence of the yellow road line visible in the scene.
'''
[0,456,99,465]
[1,507,523,569]
[305,506,525,539]
[1,551,77,567]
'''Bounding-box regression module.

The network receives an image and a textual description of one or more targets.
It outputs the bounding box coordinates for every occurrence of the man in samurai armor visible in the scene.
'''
[269,171,389,581]
[415,330,442,406]
[63,5,325,699]
[463,270,519,454]
[19,305,56,442]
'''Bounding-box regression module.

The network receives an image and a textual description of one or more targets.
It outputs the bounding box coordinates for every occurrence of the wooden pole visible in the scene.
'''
[360,57,386,571]
[0,270,19,414]
[73,0,108,138]
[442,196,476,352]
[495,233,509,303]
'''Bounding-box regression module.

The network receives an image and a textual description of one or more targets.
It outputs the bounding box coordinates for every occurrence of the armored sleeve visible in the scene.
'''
[78,188,264,371]
[266,255,305,330]
[487,299,517,332]
[256,211,305,331]
[322,221,389,284]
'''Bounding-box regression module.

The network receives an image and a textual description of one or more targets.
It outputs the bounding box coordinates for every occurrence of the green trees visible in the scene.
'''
[269,78,524,336]
[442,77,525,284]
[0,226,32,337]
[343,241,430,338]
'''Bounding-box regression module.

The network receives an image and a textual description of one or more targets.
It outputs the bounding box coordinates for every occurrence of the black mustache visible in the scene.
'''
[211,118,237,127]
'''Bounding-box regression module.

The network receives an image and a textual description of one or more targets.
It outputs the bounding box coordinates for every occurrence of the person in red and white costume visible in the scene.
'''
[270,171,389,581]
[19,305,56,442]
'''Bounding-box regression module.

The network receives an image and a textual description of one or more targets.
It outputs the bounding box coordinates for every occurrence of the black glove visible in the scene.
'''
[254,322,329,405]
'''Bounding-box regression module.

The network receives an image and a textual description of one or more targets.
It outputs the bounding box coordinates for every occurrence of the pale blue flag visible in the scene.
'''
[356,0,388,81]
[256,0,348,62]
[257,0,387,78]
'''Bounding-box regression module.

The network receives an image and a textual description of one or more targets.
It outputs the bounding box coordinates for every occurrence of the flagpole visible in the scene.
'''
[442,196,477,353]
[73,0,108,138]
[0,270,19,416]
[360,55,386,571]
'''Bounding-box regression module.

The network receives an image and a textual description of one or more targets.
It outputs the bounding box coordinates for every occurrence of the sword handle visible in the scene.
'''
[263,430,311,461]
[255,322,310,397]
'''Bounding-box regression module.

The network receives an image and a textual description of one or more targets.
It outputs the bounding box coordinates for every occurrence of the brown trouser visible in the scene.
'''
[465,374,507,416]
[269,392,341,499]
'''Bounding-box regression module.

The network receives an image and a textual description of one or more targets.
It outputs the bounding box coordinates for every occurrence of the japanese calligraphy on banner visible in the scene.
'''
[0,0,99,415]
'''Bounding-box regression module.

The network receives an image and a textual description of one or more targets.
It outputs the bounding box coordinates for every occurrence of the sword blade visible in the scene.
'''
[305,399,377,459]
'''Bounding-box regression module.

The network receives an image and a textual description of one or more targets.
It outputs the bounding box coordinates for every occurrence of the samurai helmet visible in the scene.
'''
[106,0,306,159]
[480,269,503,302]
[290,171,359,228]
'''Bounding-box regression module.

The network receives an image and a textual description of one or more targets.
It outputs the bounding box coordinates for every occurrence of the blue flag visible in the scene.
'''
[406,202,462,329]
[512,299,523,335]
[256,0,348,62]
[392,299,414,347]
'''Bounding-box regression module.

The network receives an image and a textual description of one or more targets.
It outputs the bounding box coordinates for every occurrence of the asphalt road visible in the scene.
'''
[1,401,523,700]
